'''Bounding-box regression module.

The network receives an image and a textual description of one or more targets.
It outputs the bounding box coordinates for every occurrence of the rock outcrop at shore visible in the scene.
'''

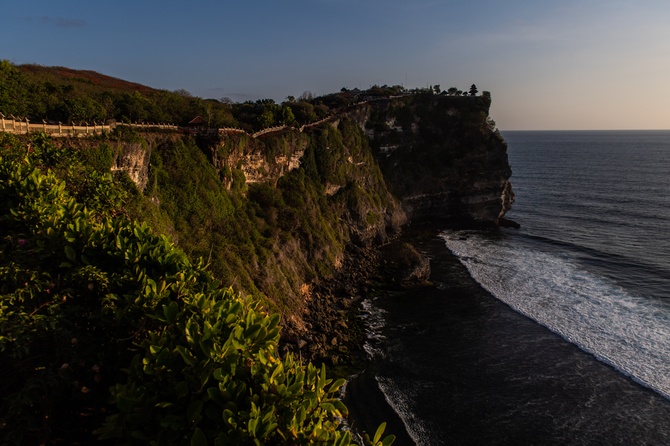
[384,242,432,288]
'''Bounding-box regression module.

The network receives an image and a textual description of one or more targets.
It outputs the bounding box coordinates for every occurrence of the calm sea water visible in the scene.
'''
[351,130,670,445]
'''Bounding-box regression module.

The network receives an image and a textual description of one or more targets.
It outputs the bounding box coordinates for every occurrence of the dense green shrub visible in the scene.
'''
[0,136,394,445]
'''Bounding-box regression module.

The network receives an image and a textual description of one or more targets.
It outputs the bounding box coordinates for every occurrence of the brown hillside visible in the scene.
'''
[17,64,156,94]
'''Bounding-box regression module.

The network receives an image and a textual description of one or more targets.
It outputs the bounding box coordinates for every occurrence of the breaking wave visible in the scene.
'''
[442,230,670,400]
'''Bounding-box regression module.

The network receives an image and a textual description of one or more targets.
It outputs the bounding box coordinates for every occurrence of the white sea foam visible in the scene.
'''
[442,230,670,400]
[359,298,433,444]
[360,298,388,359]
[375,376,432,445]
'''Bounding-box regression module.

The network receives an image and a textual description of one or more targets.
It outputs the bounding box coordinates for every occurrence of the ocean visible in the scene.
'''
[346,130,670,445]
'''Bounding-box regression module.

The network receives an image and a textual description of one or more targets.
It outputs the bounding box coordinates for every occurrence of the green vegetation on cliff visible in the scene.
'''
[0,62,512,444]
[0,133,395,445]
[122,120,399,329]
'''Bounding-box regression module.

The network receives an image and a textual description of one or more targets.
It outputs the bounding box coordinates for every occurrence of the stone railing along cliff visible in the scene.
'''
[0,96,406,140]
[0,113,334,140]
[0,113,178,137]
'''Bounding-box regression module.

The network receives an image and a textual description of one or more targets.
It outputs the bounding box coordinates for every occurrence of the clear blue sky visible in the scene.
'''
[3,0,670,130]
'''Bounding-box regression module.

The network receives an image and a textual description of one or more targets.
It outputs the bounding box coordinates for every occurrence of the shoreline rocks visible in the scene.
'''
[278,245,378,374]
[381,242,432,289]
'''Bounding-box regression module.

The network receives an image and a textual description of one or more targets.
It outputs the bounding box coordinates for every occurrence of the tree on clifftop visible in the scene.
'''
[469,84,478,96]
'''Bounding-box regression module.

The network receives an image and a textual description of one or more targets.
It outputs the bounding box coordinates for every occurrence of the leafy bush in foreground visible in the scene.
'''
[0,135,394,445]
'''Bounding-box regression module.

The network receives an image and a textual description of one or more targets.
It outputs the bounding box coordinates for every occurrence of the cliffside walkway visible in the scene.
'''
[0,114,179,137]
[0,114,342,140]
[0,92,463,139]
[0,88,392,139]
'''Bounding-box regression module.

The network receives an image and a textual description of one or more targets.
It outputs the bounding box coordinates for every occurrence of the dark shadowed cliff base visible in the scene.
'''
[345,225,670,446]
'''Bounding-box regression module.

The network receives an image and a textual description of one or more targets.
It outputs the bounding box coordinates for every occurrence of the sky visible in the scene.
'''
[2,0,670,130]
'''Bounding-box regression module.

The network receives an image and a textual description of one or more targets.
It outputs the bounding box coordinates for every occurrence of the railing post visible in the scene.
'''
[59,122,62,135]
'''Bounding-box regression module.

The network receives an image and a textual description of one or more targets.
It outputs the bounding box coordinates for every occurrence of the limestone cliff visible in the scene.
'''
[348,92,514,226]
[96,94,514,361]
[112,141,152,190]
[207,131,308,187]
[109,94,513,229]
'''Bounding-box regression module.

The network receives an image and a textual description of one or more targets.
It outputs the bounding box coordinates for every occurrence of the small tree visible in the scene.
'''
[174,88,192,98]
[433,84,441,95]
[257,109,275,127]
[298,91,314,102]
[281,105,296,126]
[469,84,478,96]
